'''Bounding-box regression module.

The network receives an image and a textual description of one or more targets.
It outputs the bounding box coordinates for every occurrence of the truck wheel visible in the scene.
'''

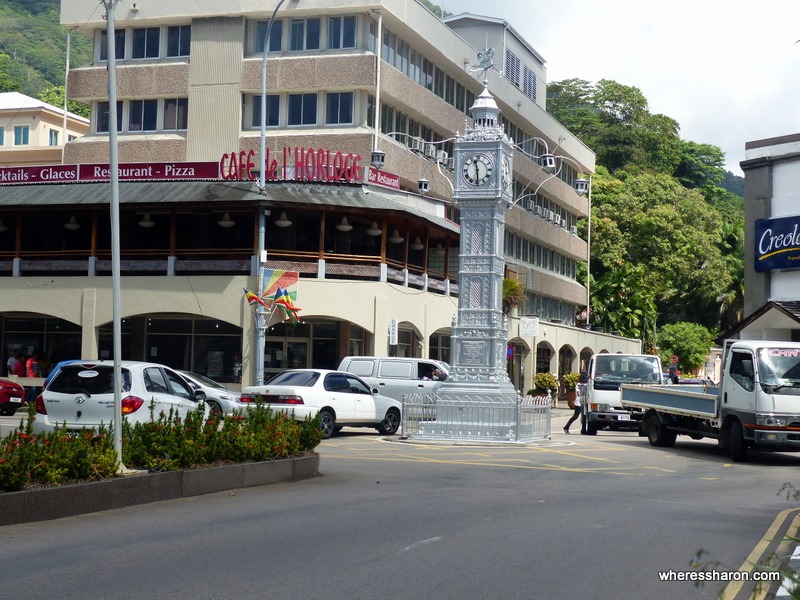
[728,419,748,463]
[646,414,676,447]
[584,423,597,436]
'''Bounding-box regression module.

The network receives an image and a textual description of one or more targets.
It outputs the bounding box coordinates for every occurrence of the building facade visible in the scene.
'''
[0,92,90,167]
[735,133,800,341]
[0,0,639,391]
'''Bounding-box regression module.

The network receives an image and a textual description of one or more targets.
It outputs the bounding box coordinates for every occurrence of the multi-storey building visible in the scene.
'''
[0,92,89,167]
[0,0,639,391]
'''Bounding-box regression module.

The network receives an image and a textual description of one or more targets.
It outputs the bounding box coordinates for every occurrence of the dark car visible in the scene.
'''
[0,378,26,415]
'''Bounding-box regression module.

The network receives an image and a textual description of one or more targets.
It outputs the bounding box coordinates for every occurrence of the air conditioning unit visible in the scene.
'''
[445,156,455,171]
[410,137,425,153]
[534,206,542,217]
[554,214,562,226]
[424,144,437,160]
[570,225,578,235]
[546,210,554,222]
[436,150,449,164]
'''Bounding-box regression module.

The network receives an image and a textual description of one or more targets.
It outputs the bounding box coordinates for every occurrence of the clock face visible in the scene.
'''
[501,157,512,192]
[462,153,493,186]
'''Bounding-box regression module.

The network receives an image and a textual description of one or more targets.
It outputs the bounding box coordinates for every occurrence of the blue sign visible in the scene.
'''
[754,216,800,272]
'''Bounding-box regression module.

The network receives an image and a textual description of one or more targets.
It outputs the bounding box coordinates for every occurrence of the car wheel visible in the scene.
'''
[728,419,748,462]
[377,408,401,435]
[319,409,335,439]
[205,400,223,419]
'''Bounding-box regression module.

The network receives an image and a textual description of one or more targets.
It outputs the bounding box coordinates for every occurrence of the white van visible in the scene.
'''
[337,356,449,402]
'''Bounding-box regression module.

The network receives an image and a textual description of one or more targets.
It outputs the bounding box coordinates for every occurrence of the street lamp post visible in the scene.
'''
[101,0,124,465]
[255,0,289,386]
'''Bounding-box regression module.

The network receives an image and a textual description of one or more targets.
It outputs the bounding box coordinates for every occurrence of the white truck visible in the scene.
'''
[580,353,664,435]
[620,340,800,462]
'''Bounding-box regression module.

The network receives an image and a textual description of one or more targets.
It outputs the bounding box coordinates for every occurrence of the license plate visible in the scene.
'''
[9,397,21,403]
[617,414,631,421]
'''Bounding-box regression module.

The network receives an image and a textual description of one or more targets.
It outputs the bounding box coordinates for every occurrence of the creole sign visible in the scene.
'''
[755,216,800,272]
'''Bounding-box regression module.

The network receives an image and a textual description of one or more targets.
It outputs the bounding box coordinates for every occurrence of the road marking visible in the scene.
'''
[719,507,800,599]
[398,537,442,554]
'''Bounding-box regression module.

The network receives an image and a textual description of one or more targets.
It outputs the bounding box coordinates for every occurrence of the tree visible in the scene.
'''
[657,322,715,374]
[674,140,726,190]
[38,85,90,119]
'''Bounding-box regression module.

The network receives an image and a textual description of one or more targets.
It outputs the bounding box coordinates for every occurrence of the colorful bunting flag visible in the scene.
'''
[242,287,268,308]
[272,287,302,324]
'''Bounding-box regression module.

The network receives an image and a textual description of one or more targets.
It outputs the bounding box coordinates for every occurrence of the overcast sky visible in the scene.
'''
[444,0,800,176]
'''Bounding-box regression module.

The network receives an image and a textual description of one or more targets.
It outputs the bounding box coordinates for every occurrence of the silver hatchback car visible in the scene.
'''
[33,360,207,434]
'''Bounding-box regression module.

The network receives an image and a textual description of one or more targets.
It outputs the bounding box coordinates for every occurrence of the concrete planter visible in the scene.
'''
[0,454,319,527]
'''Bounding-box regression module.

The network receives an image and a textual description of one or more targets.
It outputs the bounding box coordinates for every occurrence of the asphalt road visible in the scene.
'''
[1,412,799,600]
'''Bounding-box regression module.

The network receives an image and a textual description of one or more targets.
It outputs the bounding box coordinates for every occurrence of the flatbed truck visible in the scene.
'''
[580,353,663,435]
[620,340,800,462]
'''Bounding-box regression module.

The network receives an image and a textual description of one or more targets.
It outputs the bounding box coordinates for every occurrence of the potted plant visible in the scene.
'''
[502,278,525,314]
[527,372,558,398]
[562,372,581,408]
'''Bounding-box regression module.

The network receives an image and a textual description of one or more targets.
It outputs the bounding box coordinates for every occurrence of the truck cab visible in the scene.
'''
[581,353,663,435]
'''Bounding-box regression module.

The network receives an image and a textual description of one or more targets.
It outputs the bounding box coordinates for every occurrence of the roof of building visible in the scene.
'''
[719,300,800,341]
[0,92,89,123]
[0,180,460,234]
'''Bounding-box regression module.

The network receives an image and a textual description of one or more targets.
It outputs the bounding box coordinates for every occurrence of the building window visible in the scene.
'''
[13,126,29,146]
[163,98,189,130]
[48,129,59,146]
[505,49,520,87]
[523,65,536,101]
[327,16,356,49]
[250,94,280,127]
[132,27,160,59]
[255,19,282,53]
[0,127,4,146]
[290,18,320,51]
[167,25,191,57]
[96,101,123,134]
[99,29,126,61]
[288,93,317,126]
[68,134,77,142]
[325,92,353,125]
[128,99,158,132]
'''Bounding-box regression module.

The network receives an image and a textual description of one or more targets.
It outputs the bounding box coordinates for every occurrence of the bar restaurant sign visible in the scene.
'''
[755,215,800,271]
[0,145,370,186]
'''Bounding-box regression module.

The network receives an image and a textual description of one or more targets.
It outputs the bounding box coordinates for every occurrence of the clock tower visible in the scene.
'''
[439,80,518,400]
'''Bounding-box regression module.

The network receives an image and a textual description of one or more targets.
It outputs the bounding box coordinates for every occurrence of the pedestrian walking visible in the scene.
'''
[563,384,582,434]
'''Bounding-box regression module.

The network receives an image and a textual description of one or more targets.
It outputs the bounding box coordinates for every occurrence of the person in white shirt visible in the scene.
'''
[6,348,20,377]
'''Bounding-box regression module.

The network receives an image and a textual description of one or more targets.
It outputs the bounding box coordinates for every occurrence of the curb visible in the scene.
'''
[0,453,320,527]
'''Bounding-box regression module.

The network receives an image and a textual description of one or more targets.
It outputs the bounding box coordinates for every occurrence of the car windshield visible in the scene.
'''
[757,348,800,391]
[594,355,661,383]
[49,365,131,394]
[269,370,320,387]
[184,372,224,389]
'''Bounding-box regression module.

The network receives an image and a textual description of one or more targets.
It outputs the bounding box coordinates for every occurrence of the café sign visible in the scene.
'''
[219,147,363,183]
[755,215,800,271]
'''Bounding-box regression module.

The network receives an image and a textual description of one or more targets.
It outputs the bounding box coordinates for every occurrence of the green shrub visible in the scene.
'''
[528,372,558,396]
[0,400,322,492]
[561,372,582,391]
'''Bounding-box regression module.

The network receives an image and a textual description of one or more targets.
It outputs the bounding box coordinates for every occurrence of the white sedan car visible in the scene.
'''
[240,369,402,438]
[32,360,207,434]
[178,370,247,417]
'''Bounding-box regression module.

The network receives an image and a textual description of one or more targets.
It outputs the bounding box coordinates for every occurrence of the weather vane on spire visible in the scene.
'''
[470,47,502,80]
